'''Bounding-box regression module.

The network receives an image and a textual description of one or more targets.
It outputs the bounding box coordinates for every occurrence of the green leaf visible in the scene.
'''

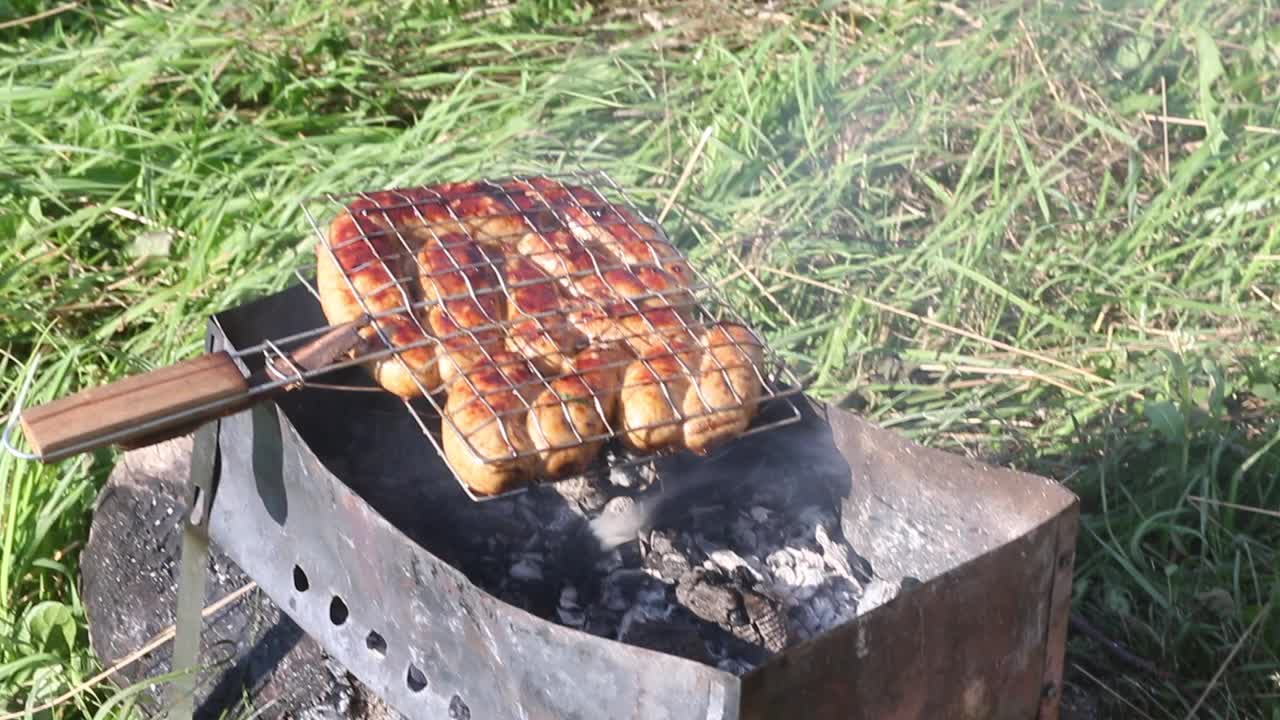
[22,600,77,655]
[1104,585,1132,617]
[1145,400,1185,445]
[1113,93,1161,115]
[1115,30,1153,72]
[1251,383,1279,404]
[1195,26,1226,153]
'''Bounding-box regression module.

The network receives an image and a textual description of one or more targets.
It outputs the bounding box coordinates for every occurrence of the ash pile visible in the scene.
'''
[458,440,901,675]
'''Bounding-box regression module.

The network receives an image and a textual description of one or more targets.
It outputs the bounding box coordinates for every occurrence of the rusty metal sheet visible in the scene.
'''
[1040,502,1080,720]
[738,405,1079,720]
[740,511,1072,719]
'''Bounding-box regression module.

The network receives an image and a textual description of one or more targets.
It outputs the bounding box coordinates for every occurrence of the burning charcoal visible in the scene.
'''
[604,450,657,490]
[677,536,709,567]
[618,617,710,663]
[846,550,874,584]
[600,568,661,612]
[615,539,642,569]
[588,492,653,552]
[705,549,763,583]
[452,432,871,671]
[717,658,755,676]
[595,549,623,573]
[546,506,586,537]
[594,495,648,554]
[730,515,758,550]
[790,602,822,640]
[582,609,621,638]
[674,569,741,626]
[765,550,795,581]
[644,552,691,583]
[831,584,861,623]
[763,546,828,604]
[617,605,712,664]
[860,578,901,614]
[510,555,544,582]
[556,586,586,627]
[648,529,677,555]
[741,590,789,653]
[603,495,637,517]
[731,565,760,588]
[557,604,585,627]
[549,476,610,514]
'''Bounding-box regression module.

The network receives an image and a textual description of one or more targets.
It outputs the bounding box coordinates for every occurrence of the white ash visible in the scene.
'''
[464,448,894,676]
[509,556,544,582]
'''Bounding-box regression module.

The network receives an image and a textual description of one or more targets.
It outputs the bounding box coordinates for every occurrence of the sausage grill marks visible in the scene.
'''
[315,177,767,496]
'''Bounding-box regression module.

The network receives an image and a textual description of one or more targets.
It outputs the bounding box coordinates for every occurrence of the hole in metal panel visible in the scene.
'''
[366,630,387,657]
[448,695,470,719]
[406,664,428,692]
[293,565,309,592]
[329,596,348,626]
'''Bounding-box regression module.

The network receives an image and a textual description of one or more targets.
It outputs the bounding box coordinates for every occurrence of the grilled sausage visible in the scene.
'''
[521,177,694,286]
[618,341,701,453]
[441,351,541,496]
[503,255,585,376]
[527,343,628,475]
[318,194,439,397]
[501,182,708,455]
[510,178,690,306]
[430,181,530,248]
[682,323,765,454]
[416,232,507,387]
[611,303,699,359]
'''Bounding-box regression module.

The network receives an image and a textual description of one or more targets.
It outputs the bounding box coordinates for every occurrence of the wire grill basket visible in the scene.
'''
[4,169,803,502]
[293,169,804,499]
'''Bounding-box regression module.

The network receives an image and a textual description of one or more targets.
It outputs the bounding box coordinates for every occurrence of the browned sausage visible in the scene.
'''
[416,231,507,387]
[682,323,765,454]
[441,351,541,496]
[318,193,439,397]
[526,343,628,476]
[618,340,701,453]
[503,254,585,376]
[519,177,693,286]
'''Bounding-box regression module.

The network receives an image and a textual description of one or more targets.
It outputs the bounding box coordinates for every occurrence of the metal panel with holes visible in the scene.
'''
[204,283,1078,720]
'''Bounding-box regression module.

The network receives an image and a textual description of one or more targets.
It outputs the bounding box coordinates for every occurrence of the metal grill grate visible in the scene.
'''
[290,169,805,500]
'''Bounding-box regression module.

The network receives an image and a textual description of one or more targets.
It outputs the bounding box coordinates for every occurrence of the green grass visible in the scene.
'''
[2,0,1279,717]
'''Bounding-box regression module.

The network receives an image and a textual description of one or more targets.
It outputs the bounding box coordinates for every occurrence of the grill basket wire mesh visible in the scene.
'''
[273,168,805,500]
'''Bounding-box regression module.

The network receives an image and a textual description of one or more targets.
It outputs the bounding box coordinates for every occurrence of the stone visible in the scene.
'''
[81,437,404,720]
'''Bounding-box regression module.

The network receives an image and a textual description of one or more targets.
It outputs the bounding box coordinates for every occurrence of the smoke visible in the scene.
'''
[586,414,854,552]
[587,463,730,550]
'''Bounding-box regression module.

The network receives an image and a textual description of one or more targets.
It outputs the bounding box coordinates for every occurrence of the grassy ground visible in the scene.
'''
[1,0,1278,717]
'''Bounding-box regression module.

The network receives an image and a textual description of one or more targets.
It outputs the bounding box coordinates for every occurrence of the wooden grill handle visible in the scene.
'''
[18,352,255,461]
